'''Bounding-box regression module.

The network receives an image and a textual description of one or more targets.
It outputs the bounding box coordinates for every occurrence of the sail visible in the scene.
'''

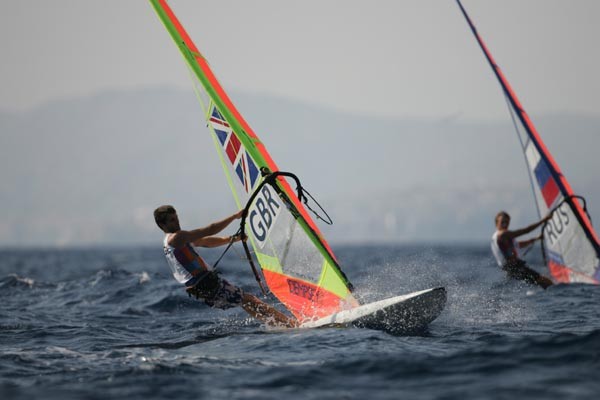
[149,0,358,320]
[457,0,600,283]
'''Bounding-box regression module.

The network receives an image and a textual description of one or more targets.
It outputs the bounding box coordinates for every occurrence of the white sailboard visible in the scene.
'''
[300,287,447,334]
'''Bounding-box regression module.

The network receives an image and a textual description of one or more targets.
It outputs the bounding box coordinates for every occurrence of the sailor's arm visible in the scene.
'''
[518,234,542,249]
[169,210,243,247]
[187,210,243,241]
[509,214,551,239]
[194,233,243,248]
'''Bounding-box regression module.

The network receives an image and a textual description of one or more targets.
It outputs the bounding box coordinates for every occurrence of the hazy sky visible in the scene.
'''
[2,0,599,120]
[1,1,600,247]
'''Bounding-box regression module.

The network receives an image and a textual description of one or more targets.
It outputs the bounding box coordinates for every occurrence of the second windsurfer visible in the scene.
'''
[491,211,554,289]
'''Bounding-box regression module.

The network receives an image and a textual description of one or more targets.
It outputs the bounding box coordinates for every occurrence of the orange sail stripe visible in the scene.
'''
[262,269,346,322]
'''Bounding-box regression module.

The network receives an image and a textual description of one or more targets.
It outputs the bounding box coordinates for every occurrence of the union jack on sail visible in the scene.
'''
[209,106,260,192]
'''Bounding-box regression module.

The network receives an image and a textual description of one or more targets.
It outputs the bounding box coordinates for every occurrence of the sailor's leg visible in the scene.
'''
[534,274,554,289]
[518,265,553,289]
[507,261,553,289]
[241,293,298,328]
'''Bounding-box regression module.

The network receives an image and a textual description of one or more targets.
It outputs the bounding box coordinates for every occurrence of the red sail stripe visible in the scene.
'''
[262,269,345,321]
[209,116,230,128]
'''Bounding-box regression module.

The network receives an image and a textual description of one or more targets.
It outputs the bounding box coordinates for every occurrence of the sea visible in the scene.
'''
[1,244,599,400]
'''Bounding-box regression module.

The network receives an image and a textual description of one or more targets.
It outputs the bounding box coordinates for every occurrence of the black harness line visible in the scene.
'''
[210,226,243,271]
[298,186,333,226]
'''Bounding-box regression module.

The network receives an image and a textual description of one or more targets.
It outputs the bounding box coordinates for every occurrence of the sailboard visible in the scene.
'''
[148,0,446,331]
[300,287,446,335]
[457,0,600,284]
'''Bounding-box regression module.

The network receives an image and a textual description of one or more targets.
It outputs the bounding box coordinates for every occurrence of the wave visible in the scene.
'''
[146,294,199,313]
[0,274,37,289]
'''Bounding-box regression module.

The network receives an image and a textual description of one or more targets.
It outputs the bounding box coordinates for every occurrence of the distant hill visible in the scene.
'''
[1,87,598,247]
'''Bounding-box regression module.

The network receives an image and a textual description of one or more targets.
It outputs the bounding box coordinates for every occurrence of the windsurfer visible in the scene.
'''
[491,211,554,289]
[153,205,298,328]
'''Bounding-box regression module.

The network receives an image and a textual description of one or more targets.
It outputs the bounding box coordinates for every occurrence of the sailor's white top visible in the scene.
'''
[491,231,520,267]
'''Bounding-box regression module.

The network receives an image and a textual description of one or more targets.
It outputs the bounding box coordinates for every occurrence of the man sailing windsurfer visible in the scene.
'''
[154,205,297,328]
[491,211,554,289]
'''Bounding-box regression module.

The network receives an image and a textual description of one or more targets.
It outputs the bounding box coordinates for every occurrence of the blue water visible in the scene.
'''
[1,244,599,399]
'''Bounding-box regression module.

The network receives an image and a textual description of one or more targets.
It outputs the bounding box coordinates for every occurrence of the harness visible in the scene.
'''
[163,237,211,288]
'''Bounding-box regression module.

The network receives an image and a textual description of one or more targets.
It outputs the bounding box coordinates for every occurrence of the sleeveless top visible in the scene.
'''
[491,231,521,267]
[163,235,211,288]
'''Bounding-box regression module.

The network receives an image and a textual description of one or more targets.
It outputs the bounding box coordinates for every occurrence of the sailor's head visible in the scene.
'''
[495,211,510,230]
[154,205,180,233]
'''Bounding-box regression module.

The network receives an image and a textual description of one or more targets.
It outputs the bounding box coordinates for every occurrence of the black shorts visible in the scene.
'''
[186,271,243,310]
[502,260,544,286]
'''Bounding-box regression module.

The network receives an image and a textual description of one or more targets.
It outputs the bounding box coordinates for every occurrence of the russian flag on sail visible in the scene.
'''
[209,107,260,192]
[534,159,560,208]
